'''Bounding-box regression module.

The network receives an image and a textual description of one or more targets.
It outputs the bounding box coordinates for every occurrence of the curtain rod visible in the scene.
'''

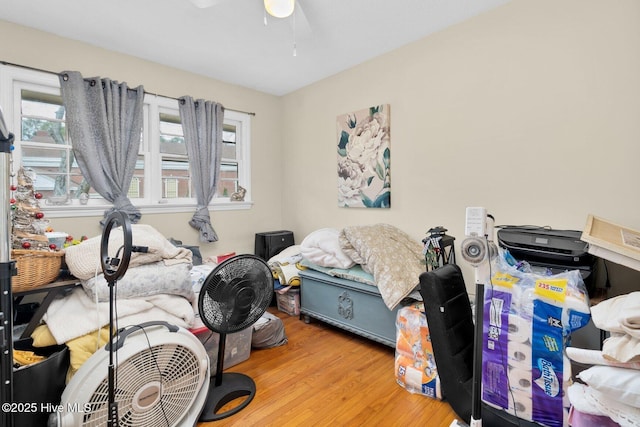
[1,61,256,117]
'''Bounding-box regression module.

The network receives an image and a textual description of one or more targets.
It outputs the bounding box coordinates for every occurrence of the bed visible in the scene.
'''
[273,224,426,347]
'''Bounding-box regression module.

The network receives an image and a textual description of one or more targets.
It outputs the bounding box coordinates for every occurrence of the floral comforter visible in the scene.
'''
[339,223,424,310]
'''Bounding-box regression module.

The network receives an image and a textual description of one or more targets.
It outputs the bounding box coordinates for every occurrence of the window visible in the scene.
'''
[0,64,252,217]
[17,87,94,205]
[219,122,240,197]
[157,109,192,200]
[163,178,179,198]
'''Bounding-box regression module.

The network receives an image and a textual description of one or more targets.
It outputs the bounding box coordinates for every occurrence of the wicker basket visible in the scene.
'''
[11,249,64,292]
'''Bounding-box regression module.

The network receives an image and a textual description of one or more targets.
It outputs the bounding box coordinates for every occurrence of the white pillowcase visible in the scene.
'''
[567,347,640,370]
[567,383,606,416]
[300,228,356,269]
[572,382,640,427]
[577,365,640,408]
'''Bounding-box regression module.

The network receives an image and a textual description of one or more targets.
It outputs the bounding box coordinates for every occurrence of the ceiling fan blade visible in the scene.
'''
[188,0,230,8]
[291,0,312,36]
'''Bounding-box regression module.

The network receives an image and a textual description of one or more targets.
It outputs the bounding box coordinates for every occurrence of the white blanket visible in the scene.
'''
[64,224,193,280]
[268,245,305,287]
[300,228,356,269]
[43,287,195,344]
[592,292,640,362]
[81,262,195,303]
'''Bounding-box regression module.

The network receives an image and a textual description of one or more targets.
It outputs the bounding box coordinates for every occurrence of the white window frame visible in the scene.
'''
[0,64,252,218]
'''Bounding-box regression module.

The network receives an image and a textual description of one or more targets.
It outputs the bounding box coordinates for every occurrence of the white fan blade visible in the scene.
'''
[291,0,312,36]
[188,0,230,8]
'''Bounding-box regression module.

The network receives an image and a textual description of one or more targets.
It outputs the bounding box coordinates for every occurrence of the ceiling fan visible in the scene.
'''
[188,0,310,26]
[188,0,312,53]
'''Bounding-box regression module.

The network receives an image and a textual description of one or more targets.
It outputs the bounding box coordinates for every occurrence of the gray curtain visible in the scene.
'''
[59,71,144,224]
[178,96,224,243]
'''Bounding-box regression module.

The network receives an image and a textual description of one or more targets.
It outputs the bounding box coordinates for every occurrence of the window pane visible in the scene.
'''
[161,158,191,198]
[21,90,66,119]
[222,142,236,159]
[21,146,70,200]
[128,177,141,198]
[20,146,96,202]
[130,155,145,198]
[69,166,95,200]
[222,126,236,143]
[21,90,67,144]
[164,179,178,198]
[159,112,186,155]
[217,162,238,197]
[222,123,236,159]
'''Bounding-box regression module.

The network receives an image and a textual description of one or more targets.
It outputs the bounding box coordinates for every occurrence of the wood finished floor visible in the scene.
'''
[197,308,458,427]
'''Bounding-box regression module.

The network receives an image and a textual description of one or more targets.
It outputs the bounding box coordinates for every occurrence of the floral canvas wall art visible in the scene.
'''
[337,104,390,208]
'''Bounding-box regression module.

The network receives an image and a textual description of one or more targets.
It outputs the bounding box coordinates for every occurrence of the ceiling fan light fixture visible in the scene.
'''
[264,0,295,18]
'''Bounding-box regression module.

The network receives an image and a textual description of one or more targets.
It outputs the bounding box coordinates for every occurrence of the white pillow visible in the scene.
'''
[577,365,640,408]
[566,347,640,370]
[300,228,356,269]
[580,385,640,426]
[567,383,606,416]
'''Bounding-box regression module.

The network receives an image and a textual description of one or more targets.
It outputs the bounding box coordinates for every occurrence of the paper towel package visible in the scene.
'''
[481,252,590,427]
[395,302,442,400]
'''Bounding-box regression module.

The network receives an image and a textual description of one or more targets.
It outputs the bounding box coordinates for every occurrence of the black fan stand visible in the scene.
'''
[198,340,257,421]
[100,211,133,427]
[198,255,272,422]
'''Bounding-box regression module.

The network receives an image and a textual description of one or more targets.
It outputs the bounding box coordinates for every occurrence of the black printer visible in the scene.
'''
[496,226,597,295]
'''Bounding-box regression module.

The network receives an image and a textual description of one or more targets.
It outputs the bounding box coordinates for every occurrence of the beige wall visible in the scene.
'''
[2,0,640,291]
[281,0,640,289]
[0,20,285,260]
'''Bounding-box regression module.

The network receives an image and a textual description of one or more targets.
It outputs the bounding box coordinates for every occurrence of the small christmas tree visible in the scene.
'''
[10,167,51,250]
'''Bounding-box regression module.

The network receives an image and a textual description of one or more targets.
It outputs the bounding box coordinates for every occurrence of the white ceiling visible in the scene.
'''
[1,0,512,96]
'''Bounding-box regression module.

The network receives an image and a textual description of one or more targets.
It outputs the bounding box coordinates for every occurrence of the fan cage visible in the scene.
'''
[199,255,273,334]
[78,343,202,427]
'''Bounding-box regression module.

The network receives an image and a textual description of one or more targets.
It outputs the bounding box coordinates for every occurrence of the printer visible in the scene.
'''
[496,226,597,295]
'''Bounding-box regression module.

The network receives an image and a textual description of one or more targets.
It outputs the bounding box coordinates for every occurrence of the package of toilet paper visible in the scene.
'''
[480,250,590,427]
[395,302,442,400]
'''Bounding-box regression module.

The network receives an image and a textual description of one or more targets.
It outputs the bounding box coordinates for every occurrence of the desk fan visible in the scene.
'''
[197,254,273,421]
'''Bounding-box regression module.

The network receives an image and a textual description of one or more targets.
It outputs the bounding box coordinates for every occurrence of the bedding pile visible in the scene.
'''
[300,224,424,310]
[567,292,640,427]
[34,224,196,378]
[64,224,193,280]
[268,245,306,289]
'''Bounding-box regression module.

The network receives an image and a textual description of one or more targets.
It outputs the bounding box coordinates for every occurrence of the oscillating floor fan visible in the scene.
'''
[51,321,210,427]
[198,254,273,421]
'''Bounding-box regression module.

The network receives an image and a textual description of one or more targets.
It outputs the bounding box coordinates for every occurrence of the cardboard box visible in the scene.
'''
[275,289,300,316]
[190,325,252,375]
[215,252,236,263]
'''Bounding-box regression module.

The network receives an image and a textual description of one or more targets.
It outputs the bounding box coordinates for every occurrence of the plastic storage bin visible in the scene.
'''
[276,289,300,316]
[190,326,252,375]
